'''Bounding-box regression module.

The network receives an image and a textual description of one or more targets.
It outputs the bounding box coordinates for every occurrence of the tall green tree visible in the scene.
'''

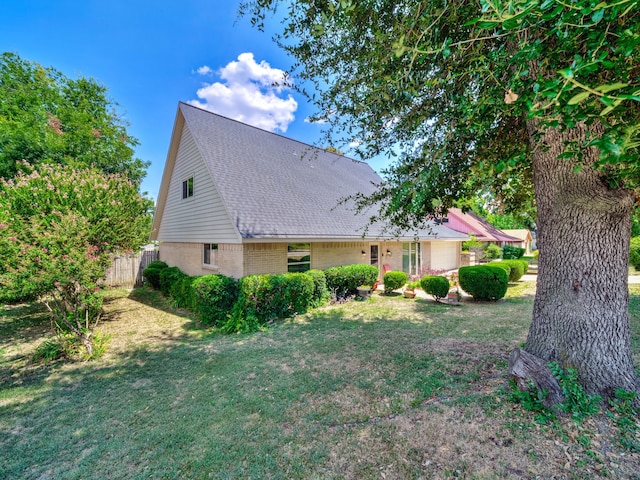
[242,0,640,396]
[0,52,148,183]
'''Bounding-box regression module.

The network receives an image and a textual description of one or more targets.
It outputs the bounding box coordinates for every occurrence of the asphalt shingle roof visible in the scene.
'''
[181,102,467,241]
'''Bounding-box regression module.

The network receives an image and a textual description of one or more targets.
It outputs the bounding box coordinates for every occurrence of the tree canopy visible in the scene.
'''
[0,52,148,184]
[242,0,639,223]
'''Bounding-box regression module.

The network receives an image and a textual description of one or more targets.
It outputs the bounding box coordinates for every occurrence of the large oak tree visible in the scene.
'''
[242,0,640,397]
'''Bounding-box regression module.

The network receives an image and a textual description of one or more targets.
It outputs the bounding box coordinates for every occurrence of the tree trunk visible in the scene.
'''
[525,119,640,398]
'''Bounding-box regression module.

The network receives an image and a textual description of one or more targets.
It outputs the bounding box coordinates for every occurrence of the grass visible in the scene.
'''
[1,282,639,479]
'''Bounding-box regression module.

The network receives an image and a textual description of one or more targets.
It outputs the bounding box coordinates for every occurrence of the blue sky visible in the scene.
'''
[1,1,380,200]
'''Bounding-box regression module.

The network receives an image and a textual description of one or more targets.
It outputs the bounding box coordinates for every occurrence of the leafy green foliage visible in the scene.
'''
[191,274,238,326]
[0,52,148,183]
[607,389,640,452]
[383,271,408,294]
[630,237,640,270]
[142,261,168,290]
[0,163,151,356]
[458,265,508,301]
[420,275,450,302]
[502,245,525,260]
[549,362,602,422]
[506,378,556,425]
[230,273,315,330]
[500,260,527,282]
[158,266,185,297]
[324,264,379,300]
[306,269,331,307]
[484,244,502,260]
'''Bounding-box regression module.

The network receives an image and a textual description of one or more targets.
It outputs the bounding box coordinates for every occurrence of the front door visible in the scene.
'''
[370,244,380,275]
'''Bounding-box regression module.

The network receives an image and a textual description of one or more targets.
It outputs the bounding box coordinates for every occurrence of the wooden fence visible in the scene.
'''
[104,248,159,289]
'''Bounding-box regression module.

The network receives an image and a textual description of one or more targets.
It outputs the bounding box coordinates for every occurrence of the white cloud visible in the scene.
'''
[189,53,297,133]
[196,65,213,75]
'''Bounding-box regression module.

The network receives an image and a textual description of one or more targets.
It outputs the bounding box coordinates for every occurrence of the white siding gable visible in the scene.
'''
[156,125,240,243]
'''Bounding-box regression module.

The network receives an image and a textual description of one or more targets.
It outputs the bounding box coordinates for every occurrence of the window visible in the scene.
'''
[287,243,311,272]
[203,243,218,265]
[402,242,421,276]
[182,177,194,199]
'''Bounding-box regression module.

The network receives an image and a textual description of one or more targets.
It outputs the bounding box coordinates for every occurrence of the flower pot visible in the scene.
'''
[403,288,416,299]
[356,287,372,299]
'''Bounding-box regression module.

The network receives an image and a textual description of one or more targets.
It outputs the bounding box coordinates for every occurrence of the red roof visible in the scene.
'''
[445,208,522,243]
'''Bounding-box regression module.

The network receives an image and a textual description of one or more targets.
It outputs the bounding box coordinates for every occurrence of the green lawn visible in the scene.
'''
[1,283,639,479]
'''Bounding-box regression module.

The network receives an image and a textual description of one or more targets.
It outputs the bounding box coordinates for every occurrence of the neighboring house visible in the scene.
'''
[501,229,534,255]
[150,102,468,279]
[442,208,522,246]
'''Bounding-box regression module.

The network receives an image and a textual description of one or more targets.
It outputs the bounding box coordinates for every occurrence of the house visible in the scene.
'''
[443,208,522,246]
[150,102,468,279]
[501,229,534,255]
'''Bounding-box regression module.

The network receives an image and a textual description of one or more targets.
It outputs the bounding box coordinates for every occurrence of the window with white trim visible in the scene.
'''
[203,243,218,266]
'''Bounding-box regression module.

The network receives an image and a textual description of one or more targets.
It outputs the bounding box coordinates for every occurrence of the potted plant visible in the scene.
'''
[447,288,462,303]
[356,285,373,299]
[403,280,419,299]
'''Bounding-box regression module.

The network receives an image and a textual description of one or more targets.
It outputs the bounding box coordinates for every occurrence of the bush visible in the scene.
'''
[420,275,450,301]
[501,259,527,282]
[458,265,508,301]
[170,275,197,309]
[324,264,379,299]
[233,273,314,326]
[307,269,330,307]
[142,261,168,290]
[502,245,525,259]
[630,237,640,270]
[487,261,511,277]
[484,244,502,260]
[383,271,408,294]
[159,266,185,296]
[192,274,238,326]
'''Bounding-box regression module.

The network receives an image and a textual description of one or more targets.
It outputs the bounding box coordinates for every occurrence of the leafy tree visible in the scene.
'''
[0,52,148,183]
[243,0,640,396]
[0,163,152,355]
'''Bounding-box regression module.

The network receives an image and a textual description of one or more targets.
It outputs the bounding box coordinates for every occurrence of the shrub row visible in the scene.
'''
[487,259,528,282]
[502,245,526,259]
[142,263,332,333]
[324,264,378,299]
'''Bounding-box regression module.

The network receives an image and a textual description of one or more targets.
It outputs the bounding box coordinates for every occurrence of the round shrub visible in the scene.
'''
[142,261,168,290]
[159,266,185,296]
[324,264,379,299]
[458,265,508,301]
[169,275,196,310]
[501,259,526,282]
[307,269,330,307]
[383,271,408,294]
[502,245,525,259]
[192,274,238,326]
[484,244,502,260]
[420,275,450,301]
[487,261,511,277]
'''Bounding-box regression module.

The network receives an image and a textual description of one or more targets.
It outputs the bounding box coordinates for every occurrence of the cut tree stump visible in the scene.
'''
[508,348,564,408]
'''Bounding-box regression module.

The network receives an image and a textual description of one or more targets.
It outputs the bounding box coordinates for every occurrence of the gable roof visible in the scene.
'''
[152,103,468,242]
[445,208,521,243]
[501,229,533,242]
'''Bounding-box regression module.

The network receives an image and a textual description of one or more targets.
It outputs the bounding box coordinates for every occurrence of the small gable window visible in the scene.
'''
[182,177,194,199]
[287,243,311,272]
[203,243,218,265]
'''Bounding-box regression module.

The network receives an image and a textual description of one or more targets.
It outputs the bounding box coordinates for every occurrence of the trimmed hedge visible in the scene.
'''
[142,261,168,289]
[324,264,379,299]
[420,275,450,301]
[458,265,508,301]
[170,275,197,310]
[487,261,511,277]
[232,273,315,326]
[159,266,185,296]
[383,271,408,294]
[192,274,238,326]
[307,269,330,307]
[631,236,640,270]
[502,245,525,259]
[500,259,527,282]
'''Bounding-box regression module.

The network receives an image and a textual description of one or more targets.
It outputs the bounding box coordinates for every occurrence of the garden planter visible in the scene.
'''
[403,288,416,299]
[356,286,372,299]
